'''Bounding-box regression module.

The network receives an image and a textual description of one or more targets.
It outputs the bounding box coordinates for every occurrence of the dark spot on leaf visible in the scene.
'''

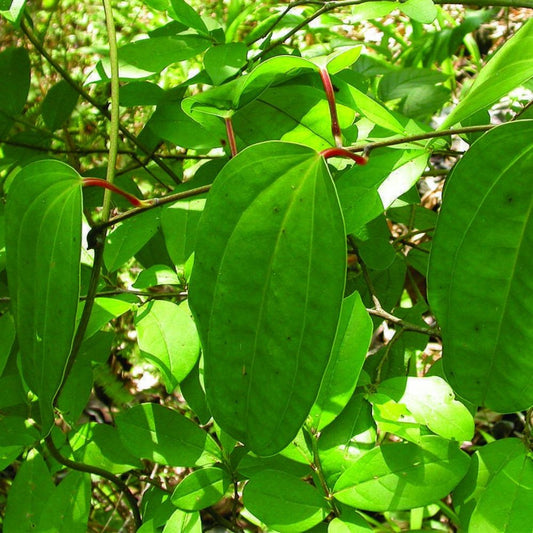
[506,195,513,204]
[333,85,340,93]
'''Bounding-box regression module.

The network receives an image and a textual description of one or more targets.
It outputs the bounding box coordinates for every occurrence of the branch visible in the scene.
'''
[348,125,493,155]
[366,307,440,337]
[45,435,142,529]
[93,184,212,232]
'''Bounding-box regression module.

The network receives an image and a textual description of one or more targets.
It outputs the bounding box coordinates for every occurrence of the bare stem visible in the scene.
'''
[45,435,142,529]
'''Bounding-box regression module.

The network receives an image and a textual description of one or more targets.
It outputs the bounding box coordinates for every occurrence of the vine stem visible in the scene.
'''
[349,124,494,155]
[45,435,142,529]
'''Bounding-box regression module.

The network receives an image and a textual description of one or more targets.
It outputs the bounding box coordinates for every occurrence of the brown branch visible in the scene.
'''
[45,435,142,529]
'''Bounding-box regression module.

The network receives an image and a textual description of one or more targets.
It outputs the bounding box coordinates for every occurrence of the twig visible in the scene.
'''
[45,435,142,529]
[94,184,212,231]
[348,125,494,155]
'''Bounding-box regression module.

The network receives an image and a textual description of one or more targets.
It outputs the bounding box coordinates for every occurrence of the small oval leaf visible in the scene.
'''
[333,436,470,511]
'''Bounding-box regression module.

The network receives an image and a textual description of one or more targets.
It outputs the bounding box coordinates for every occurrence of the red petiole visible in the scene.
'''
[320,147,368,165]
[82,178,150,208]
[319,67,343,148]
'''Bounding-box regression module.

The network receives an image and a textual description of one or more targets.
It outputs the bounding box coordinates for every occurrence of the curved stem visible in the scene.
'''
[82,178,148,208]
[95,184,212,231]
[45,435,142,529]
[319,68,343,147]
[320,147,367,164]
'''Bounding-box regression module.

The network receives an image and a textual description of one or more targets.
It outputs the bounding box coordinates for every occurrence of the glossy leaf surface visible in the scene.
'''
[375,376,474,441]
[3,451,55,533]
[171,466,231,511]
[310,291,372,431]
[116,403,220,467]
[428,121,533,412]
[334,436,470,511]
[6,160,82,431]
[38,472,91,533]
[189,141,346,455]
[135,300,200,391]
[243,470,328,532]
[469,453,533,533]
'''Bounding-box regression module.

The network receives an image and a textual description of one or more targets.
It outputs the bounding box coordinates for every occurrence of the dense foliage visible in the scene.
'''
[1,0,532,531]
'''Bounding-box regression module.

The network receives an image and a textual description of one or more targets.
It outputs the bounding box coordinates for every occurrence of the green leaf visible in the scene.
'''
[171,466,231,510]
[310,292,372,431]
[428,121,533,412]
[104,209,161,272]
[0,312,15,375]
[163,509,202,533]
[6,160,82,431]
[169,0,208,34]
[441,18,533,128]
[148,103,226,149]
[183,55,316,118]
[328,512,372,532]
[133,264,181,288]
[353,215,396,271]
[82,297,135,339]
[42,80,78,131]
[180,359,211,424]
[119,35,210,73]
[337,149,428,235]
[120,81,166,106]
[0,47,30,117]
[376,377,474,442]
[469,453,533,533]
[311,47,362,74]
[204,43,248,85]
[318,394,377,484]
[189,141,346,456]
[233,84,356,151]
[3,450,55,533]
[116,403,220,467]
[453,438,526,530]
[69,422,143,474]
[0,0,27,25]
[243,470,328,532]
[161,194,207,267]
[400,0,437,24]
[38,472,91,533]
[135,300,200,391]
[333,436,470,511]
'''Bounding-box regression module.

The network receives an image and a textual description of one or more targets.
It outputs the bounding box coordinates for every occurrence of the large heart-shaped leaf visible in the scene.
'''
[6,160,82,431]
[189,141,346,455]
[428,121,533,412]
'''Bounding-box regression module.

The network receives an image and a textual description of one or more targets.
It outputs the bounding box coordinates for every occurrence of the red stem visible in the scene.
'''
[320,147,367,165]
[82,178,148,207]
[319,67,342,148]
[225,117,238,157]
